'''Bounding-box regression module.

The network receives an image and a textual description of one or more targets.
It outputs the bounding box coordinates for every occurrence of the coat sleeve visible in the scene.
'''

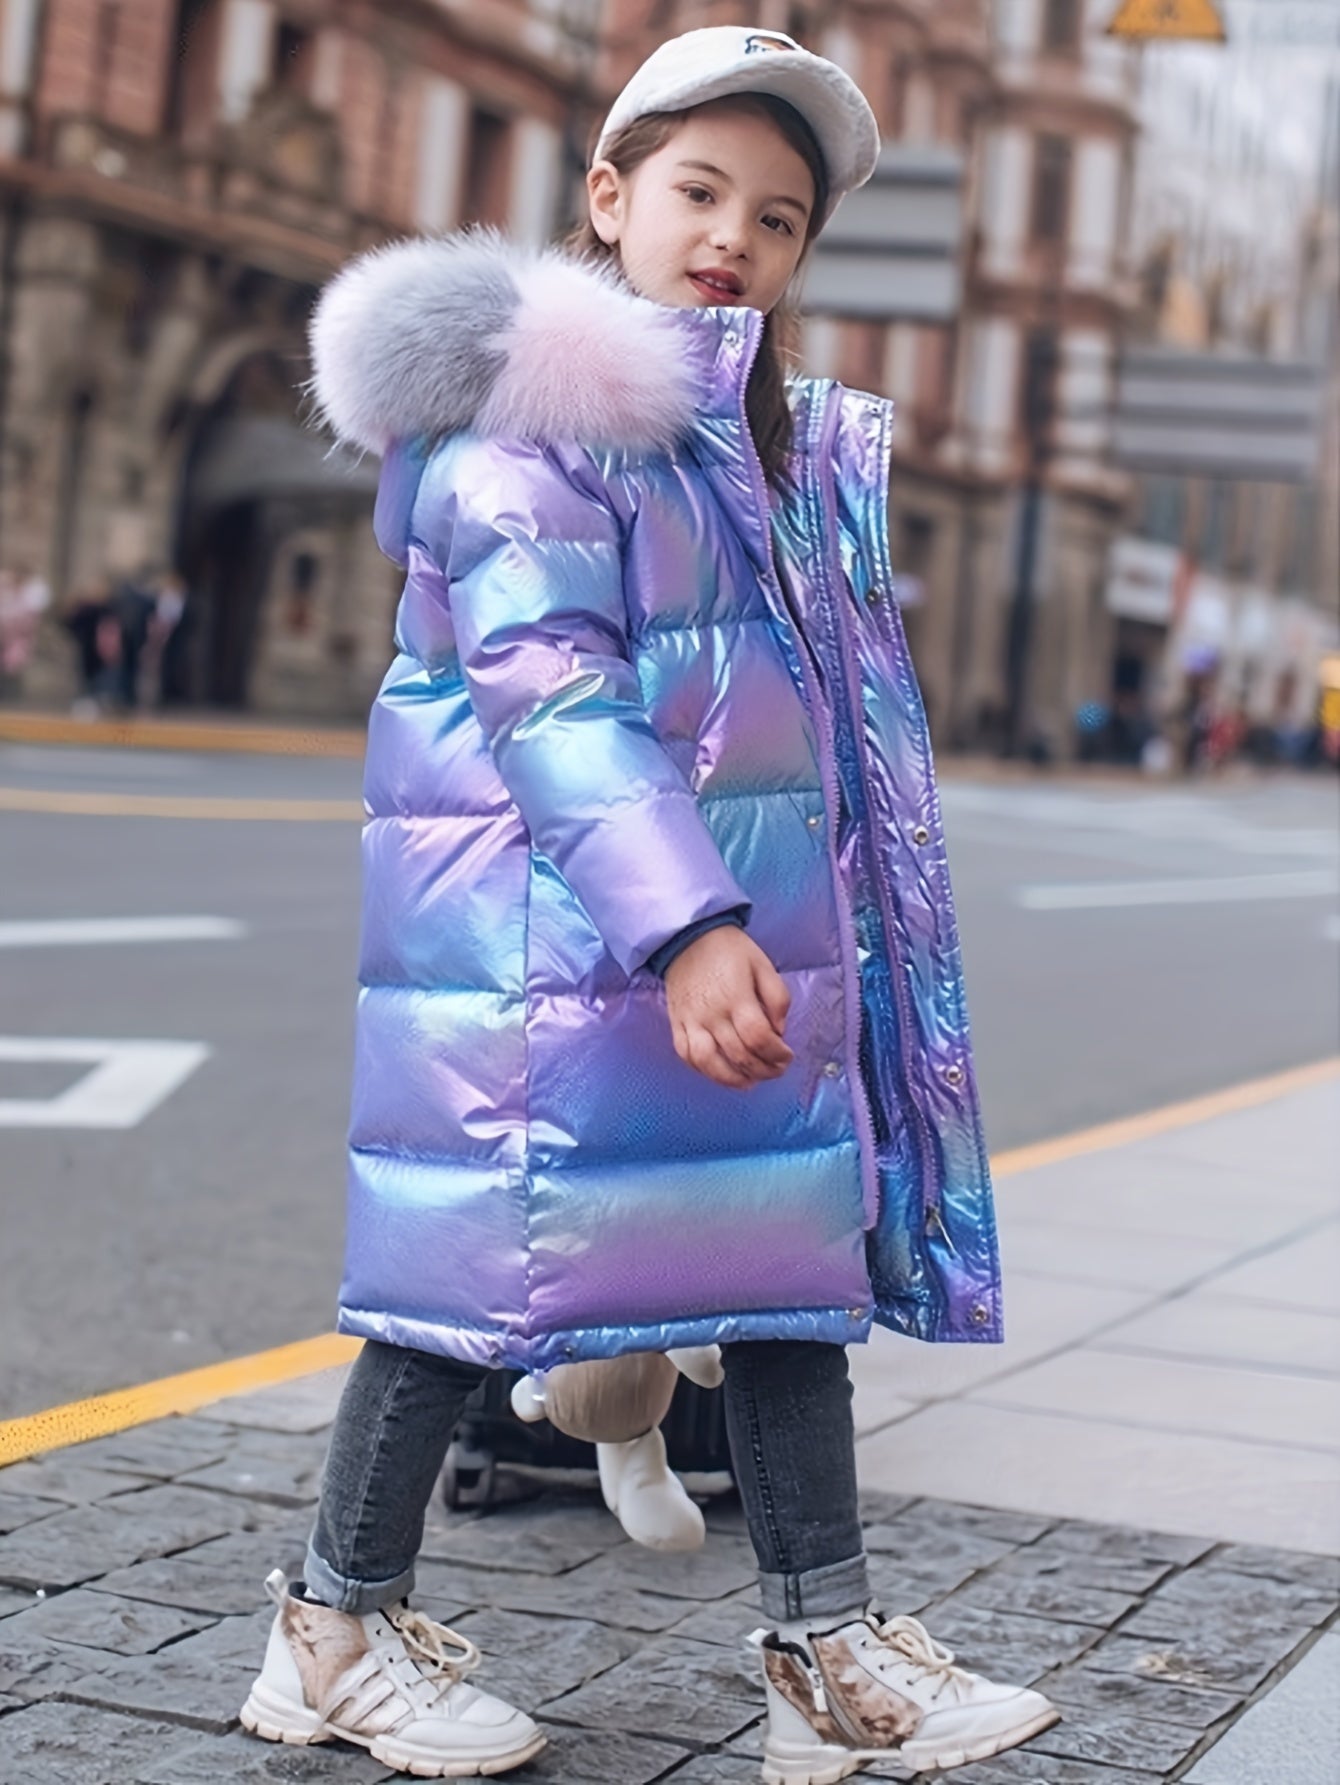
[427,434,751,976]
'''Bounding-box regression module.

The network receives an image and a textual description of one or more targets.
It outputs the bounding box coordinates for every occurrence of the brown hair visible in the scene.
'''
[567,94,829,489]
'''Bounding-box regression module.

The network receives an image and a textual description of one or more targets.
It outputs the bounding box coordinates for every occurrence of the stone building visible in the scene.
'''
[0,0,595,715]
[2,0,1152,749]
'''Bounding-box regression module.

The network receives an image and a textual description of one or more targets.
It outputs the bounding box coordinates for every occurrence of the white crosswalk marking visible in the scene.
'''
[0,916,246,949]
[0,1038,211,1129]
[1019,870,1339,911]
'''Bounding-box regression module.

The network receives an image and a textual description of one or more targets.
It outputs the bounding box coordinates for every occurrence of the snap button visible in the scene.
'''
[969,1303,990,1326]
[864,589,880,607]
[945,1064,963,1087]
[912,825,930,846]
[806,814,821,830]
[822,1061,841,1078]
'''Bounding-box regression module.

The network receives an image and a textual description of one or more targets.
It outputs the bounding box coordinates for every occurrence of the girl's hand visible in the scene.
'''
[664,927,794,1090]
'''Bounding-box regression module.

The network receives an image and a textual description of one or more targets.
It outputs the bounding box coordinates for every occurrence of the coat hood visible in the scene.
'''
[309,231,701,458]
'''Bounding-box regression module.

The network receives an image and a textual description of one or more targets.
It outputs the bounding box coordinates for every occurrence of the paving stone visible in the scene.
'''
[162,1605,274,1667]
[177,1427,329,1506]
[1082,1627,1309,1696]
[940,1569,1142,1629]
[0,1629,113,1701]
[1123,1562,1335,1636]
[0,1691,21,1714]
[529,1722,689,1783]
[90,1530,308,1616]
[560,1537,757,1604]
[862,1523,1014,1576]
[0,1490,66,1535]
[0,1699,182,1785]
[0,1457,156,1505]
[60,1418,237,1480]
[857,1490,921,1522]
[989,1541,1175,1598]
[663,1592,762,1649]
[0,1587,217,1654]
[194,1365,351,1434]
[659,1755,762,1783]
[135,1727,395,1782]
[1025,1704,1205,1773]
[416,1558,702,1632]
[419,1498,631,1576]
[0,1505,181,1591]
[0,1482,269,1591]
[1042,1662,1240,1731]
[917,1603,1100,1684]
[0,1585,36,1618]
[453,1608,639,1704]
[1209,1544,1340,1592]
[863,1558,937,1618]
[542,1636,761,1746]
[926,1754,1158,1783]
[60,1645,256,1734]
[1043,1520,1214,1568]
[907,1503,1054,1546]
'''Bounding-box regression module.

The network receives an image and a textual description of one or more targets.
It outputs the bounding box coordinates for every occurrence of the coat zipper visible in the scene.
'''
[726,337,880,1236]
[805,388,946,1267]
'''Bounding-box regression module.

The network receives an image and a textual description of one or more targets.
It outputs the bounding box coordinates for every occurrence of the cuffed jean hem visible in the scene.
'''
[303,1538,415,1616]
[758,1551,871,1624]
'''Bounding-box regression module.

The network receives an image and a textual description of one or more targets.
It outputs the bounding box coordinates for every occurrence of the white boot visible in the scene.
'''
[597,1427,706,1552]
[754,1610,1058,1783]
[241,1570,545,1777]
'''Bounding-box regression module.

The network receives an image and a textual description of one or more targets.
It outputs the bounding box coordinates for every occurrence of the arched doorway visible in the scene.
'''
[172,350,377,708]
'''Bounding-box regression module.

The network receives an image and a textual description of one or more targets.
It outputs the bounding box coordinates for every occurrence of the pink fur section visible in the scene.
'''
[479,255,698,453]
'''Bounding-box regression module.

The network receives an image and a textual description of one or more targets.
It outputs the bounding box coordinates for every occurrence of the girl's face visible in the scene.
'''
[588,101,815,315]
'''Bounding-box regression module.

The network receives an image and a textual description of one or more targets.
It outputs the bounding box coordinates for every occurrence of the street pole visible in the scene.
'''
[1003,325,1058,756]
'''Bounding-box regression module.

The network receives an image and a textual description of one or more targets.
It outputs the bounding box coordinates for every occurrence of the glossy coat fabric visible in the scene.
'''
[310,238,1001,1372]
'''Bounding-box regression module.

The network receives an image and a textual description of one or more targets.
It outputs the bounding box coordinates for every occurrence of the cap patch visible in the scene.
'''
[745,32,797,54]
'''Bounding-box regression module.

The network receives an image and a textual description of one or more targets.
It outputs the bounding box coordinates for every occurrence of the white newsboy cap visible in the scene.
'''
[595,26,880,220]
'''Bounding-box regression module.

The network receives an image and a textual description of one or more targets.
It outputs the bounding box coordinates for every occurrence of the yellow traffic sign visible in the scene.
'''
[1106,0,1227,40]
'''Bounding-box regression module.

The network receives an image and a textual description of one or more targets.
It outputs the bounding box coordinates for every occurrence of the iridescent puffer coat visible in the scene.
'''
[310,234,1001,1373]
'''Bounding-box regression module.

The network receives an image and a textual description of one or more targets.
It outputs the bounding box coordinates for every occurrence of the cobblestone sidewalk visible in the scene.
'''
[0,1386,1335,1785]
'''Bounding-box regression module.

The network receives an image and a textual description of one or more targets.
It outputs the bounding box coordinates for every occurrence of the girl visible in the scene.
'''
[242,26,1057,1784]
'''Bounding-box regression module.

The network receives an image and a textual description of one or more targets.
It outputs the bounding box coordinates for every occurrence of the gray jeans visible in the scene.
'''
[307,1338,869,1626]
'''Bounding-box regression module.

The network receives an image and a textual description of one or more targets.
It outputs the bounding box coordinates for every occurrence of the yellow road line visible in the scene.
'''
[1,1058,1336,1468]
[0,787,364,821]
[0,1336,362,1468]
[0,711,365,757]
[991,1055,1340,1178]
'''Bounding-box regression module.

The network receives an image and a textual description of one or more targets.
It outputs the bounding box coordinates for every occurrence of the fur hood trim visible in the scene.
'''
[309,232,700,456]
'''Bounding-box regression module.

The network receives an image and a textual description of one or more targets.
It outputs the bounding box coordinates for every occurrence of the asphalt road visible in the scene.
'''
[1,740,1336,1419]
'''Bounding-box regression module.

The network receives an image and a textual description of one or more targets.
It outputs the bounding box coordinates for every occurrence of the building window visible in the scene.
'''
[1030,134,1072,242]
[164,0,215,136]
[1041,0,1082,55]
[1200,478,1230,570]
[272,20,314,94]
[1138,477,1185,548]
[461,105,511,227]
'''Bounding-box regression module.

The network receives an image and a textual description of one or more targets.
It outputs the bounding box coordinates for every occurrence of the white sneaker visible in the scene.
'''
[240,1570,546,1777]
[754,1611,1059,1783]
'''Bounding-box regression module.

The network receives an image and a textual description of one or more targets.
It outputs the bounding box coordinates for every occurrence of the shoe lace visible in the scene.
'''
[871,1614,972,1704]
[389,1607,482,1685]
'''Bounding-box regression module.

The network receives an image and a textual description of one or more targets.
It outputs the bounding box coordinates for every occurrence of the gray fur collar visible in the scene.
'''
[309,231,700,455]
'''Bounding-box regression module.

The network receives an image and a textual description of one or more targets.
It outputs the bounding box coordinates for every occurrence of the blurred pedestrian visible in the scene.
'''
[0,561,50,694]
[142,569,188,709]
[108,567,157,711]
[240,25,1054,1784]
[62,577,115,716]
